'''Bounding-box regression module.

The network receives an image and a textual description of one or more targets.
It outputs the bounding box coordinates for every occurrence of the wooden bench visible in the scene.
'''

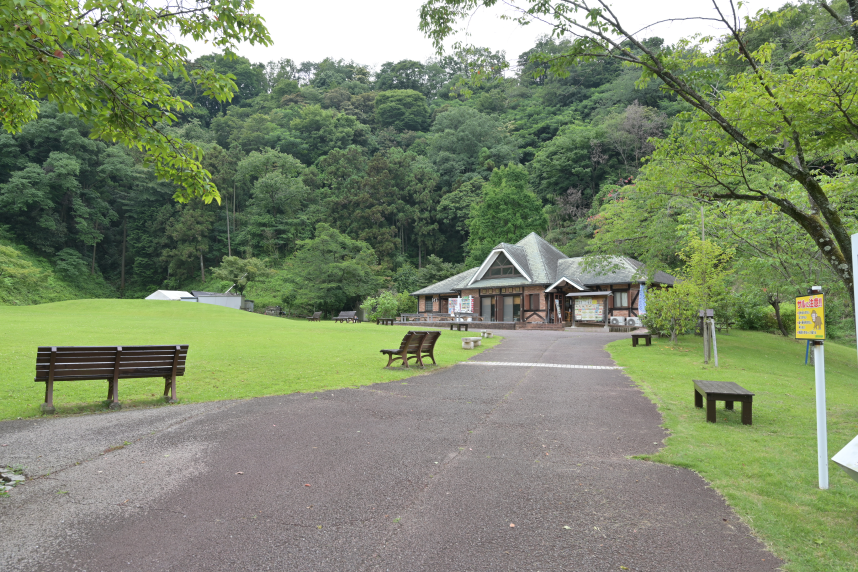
[450,322,470,332]
[380,332,427,368]
[376,317,395,325]
[35,345,189,413]
[408,330,441,365]
[693,380,754,425]
[333,311,358,323]
[631,333,652,347]
[306,311,322,321]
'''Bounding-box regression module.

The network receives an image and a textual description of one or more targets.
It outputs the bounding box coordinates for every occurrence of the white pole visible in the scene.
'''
[852,233,858,367]
[814,341,829,489]
[710,319,718,367]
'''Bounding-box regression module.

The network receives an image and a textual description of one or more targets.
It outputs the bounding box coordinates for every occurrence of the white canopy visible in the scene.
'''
[145,290,194,301]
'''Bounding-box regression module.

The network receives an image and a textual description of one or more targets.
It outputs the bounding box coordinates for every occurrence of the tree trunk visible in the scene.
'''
[769,295,789,337]
[200,252,206,283]
[120,218,126,292]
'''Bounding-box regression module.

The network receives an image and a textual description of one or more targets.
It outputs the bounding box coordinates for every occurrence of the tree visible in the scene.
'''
[0,0,270,203]
[466,164,547,265]
[284,223,383,314]
[419,0,858,309]
[375,90,431,132]
[211,256,265,296]
[642,283,697,344]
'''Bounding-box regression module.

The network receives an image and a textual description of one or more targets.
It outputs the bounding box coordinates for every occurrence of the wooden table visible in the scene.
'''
[693,380,754,425]
[376,318,395,325]
[449,322,470,332]
[631,334,652,347]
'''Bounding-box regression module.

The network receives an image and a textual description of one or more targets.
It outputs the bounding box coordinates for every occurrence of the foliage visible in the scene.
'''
[419,0,858,309]
[211,257,266,296]
[360,290,400,320]
[0,0,270,203]
[466,164,546,265]
[0,240,116,305]
[284,223,384,315]
[640,284,697,344]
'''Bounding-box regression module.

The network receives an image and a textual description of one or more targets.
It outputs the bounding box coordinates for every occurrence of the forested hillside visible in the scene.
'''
[1,0,855,340]
[0,35,678,299]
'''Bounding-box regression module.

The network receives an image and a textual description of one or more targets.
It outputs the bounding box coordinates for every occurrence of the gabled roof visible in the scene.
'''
[411,267,479,296]
[556,256,675,286]
[410,235,676,297]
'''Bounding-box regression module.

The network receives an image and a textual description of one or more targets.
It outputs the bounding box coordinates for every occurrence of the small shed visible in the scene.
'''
[145,290,195,301]
[191,291,244,310]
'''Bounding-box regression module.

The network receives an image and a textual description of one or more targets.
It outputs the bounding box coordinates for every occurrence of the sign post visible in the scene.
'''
[796,287,827,489]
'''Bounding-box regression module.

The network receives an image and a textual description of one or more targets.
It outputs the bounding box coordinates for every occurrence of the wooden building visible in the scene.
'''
[411,233,675,330]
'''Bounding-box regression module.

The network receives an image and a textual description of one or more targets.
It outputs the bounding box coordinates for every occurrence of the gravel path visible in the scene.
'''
[0,330,781,571]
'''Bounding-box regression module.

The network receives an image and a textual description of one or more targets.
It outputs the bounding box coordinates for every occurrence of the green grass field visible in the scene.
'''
[608,331,858,572]
[0,300,498,419]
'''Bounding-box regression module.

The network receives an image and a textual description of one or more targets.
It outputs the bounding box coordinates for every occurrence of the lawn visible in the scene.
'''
[608,330,858,572]
[0,299,498,420]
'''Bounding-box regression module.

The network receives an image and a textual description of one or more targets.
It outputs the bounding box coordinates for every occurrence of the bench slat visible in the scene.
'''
[37,345,189,352]
[37,349,188,360]
[37,359,186,372]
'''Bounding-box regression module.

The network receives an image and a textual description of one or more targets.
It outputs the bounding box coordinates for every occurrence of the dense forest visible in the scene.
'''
[1,0,855,339]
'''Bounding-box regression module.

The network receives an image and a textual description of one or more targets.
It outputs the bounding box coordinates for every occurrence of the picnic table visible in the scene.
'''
[35,345,188,413]
[693,380,754,425]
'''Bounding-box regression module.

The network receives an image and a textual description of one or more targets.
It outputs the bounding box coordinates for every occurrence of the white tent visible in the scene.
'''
[145,290,195,301]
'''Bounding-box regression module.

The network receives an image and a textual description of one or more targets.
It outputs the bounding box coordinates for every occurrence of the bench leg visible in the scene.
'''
[164,376,177,403]
[694,389,703,409]
[40,380,55,414]
[725,400,734,410]
[108,379,121,410]
[742,399,753,425]
[706,396,716,423]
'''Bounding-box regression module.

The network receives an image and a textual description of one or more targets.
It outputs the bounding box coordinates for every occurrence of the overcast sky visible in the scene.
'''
[186,0,790,69]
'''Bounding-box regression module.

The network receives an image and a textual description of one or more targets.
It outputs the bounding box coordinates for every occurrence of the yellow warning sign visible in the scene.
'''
[796,294,825,340]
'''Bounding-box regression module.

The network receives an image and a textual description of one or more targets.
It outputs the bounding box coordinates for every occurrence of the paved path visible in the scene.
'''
[0,331,781,571]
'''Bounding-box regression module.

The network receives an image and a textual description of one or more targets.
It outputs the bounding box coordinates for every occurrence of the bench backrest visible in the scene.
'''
[409,331,440,352]
[395,331,426,352]
[35,345,189,382]
[337,311,357,319]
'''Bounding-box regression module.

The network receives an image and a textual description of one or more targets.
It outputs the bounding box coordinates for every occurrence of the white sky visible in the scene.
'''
[186,0,791,70]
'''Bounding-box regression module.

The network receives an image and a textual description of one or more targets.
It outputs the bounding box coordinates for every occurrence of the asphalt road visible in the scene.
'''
[0,330,781,571]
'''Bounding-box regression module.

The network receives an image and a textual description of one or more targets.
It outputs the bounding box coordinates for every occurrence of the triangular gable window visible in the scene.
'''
[487,253,521,278]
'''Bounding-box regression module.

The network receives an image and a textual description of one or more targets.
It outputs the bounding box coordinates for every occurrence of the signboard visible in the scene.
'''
[796,294,825,340]
[575,297,604,321]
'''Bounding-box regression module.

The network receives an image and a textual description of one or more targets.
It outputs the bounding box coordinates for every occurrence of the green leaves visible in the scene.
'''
[0,0,271,203]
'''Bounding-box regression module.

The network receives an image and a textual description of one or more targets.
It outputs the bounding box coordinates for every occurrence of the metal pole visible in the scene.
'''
[710,319,718,367]
[852,233,858,367]
[814,341,828,489]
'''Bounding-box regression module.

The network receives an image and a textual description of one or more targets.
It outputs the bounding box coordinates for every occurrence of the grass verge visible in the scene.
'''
[0,299,498,420]
[607,330,858,572]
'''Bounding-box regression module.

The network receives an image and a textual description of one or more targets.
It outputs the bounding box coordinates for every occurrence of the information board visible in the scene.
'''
[575,297,604,321]
[796,294,825,340]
